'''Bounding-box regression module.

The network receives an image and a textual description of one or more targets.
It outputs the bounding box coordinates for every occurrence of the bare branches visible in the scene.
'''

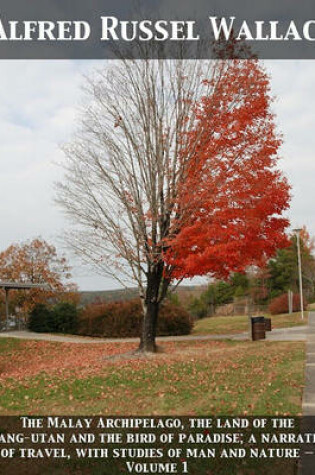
[56,59,213,292]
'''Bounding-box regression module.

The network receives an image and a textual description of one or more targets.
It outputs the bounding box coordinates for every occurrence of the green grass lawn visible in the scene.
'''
[193,311,307,336]
[0,337,304,475]
[0,337,304,416]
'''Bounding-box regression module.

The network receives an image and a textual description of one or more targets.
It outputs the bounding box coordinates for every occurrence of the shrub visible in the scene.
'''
[28,304,53,333]
[77,299,193,338]
[189,297,209,319]
[166,292,181,307]
[28,302,78,334]
[158,301,193,336]
[52,302,78,334]
[269,293,307,315]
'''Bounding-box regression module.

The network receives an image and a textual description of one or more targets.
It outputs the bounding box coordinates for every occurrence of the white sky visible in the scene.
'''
[0,60,314,290]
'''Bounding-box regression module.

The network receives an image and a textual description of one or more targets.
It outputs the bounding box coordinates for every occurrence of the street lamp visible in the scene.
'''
[293,228,304,320]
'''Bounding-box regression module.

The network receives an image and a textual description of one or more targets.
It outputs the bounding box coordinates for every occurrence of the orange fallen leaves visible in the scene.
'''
[0,339,227,382]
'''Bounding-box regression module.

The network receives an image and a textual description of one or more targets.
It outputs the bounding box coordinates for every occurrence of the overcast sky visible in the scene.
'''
[0,60,314,290]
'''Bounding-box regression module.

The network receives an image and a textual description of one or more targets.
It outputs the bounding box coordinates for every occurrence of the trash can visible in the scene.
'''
[264,317,272,332]
[251,316,266,341]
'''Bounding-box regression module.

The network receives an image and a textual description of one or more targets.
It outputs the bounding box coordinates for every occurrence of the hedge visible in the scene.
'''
[28,304,54,333]
[77,299,193,338]
[28,302,78,334]
[269,292,307,315]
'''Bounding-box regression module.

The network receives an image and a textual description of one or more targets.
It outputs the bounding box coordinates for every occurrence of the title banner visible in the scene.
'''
[0,0,315,59]
[1,416,315,473]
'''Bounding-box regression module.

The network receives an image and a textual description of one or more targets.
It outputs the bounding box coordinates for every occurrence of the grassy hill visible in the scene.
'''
[79,288,139,305]
[79,285,207,306]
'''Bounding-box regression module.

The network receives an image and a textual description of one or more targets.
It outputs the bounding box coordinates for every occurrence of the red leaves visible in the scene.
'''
[164,60,290,280]
[0,340,229,383]
[0,340,135,381]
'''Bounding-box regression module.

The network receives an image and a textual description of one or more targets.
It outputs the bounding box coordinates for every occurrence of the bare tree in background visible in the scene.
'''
[57,59,211,352]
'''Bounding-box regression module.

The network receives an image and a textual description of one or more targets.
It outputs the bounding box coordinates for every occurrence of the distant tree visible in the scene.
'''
[166,291,181,307]
[0,238,78,315]
[231,273,249,293]
[247,266,271,304]
[268,227,315,300]
[299,227,315,300]
[189,297,210,319]
[190,275,248,318]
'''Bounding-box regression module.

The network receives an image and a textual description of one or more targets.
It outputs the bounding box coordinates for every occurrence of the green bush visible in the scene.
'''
[52,302,78,334]
[166,292,181,307]
[189,297,209,319]
[28,302,78,334]
[77,299,193,338]
[28,304,53,333]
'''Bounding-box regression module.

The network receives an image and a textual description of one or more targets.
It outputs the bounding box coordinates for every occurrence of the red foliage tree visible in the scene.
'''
[0,239,78,317]
[165,60,290,280]
[58,58,290,352]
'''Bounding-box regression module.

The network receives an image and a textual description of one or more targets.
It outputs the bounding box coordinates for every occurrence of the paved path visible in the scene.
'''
[299,312,315,475]
[265,325,308,342]
[0,329,247,343]
[302,311,315,415]
[0,325,308,344]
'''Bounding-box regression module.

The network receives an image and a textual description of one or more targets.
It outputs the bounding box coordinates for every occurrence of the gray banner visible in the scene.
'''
[0,0,314,58]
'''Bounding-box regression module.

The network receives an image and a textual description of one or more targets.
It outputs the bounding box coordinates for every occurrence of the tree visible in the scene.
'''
[268,226,315,300]
[188,273,249,319]
[57,58,290,352]
[0,238,78,315]
[246,266,271,305]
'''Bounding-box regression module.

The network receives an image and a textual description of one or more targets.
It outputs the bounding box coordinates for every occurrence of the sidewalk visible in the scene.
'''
[302,311,315,415]
[0,325,308,344]
[0,329,248,343]
[299,312,315,475]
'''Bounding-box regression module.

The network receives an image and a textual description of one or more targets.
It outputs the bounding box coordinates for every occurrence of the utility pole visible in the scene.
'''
[293,228,304,320]
[5,288,9,330]
[288,289,293,315]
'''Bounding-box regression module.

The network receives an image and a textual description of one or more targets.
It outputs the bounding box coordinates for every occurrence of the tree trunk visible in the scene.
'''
[138,264,165,353]
[139,300,160,352]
